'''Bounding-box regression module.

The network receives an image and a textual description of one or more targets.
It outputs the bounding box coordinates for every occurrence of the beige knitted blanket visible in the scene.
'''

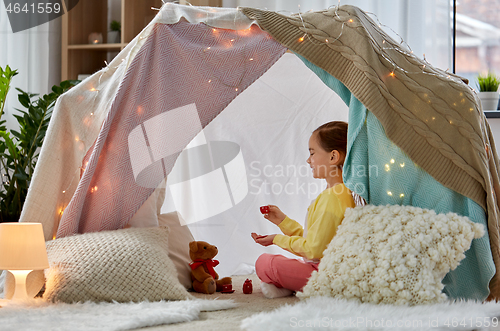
[241,5,500,300]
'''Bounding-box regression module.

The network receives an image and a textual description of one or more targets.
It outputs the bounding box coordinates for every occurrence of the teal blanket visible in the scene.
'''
[298,56,494,301]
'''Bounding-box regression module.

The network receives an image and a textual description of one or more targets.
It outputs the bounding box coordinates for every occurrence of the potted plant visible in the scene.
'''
[109,20,121,44]
[477,71,500,111]
[0,65,79,222]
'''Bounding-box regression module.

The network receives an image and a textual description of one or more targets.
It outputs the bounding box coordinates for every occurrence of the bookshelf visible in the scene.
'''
[61,0,223,81]
[61,0,162,81]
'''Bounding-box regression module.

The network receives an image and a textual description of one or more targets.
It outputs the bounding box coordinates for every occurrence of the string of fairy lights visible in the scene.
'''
[50,0,486,217]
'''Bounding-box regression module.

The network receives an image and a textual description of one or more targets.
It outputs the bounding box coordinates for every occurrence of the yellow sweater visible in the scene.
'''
[272,184,355,261]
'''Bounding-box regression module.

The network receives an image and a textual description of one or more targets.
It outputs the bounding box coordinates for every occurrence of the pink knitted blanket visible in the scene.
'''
[57,21,286,237]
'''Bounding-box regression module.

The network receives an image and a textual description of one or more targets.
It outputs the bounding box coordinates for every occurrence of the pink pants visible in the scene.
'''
[255,253,319,292]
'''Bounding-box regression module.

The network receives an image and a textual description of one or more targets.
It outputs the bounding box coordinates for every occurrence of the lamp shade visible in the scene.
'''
[0,223,49,270]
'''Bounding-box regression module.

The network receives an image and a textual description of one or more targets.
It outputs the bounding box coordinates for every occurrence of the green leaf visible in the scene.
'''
[18,93,31,108]
[10,129,23,140]
[13,172,28,181]
[0,131,18,159]
[52,85,63,95]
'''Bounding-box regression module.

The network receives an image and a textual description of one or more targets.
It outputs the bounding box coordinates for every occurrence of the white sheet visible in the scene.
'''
[161,53,349,276]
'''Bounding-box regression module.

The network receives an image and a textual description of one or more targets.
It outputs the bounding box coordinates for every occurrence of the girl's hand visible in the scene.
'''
[263,205,286,226]
[251,233,277,246]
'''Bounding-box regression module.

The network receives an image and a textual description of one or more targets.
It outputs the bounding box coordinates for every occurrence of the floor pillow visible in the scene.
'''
[158,212,195,289]
[299,205,484,305]
[44,226,192,303]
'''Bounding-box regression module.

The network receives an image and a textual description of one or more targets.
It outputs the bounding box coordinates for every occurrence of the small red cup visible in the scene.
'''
[222,284,234,293]
[260,206,270,214]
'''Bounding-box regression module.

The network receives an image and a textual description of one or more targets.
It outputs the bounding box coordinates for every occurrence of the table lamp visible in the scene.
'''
[0,223,49,301]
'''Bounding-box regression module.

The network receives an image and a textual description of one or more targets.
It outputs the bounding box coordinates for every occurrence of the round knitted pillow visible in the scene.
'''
[299,205,484,305]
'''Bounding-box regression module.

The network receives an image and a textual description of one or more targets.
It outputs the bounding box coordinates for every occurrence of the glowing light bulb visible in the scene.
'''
[208,79,212,83]
[90,88,96,92]
[212,28,216,32]
[400,163,405,168]
[298,36,305,42]
[235,88,238,92]
[349,19,353,23]
[400,193,405,198]
[207,47,211,50]
[90,112,94,116]
[325,39,329,43]
[389,72,395,77]
[385,164,390,172]
[390,159,395,164]
[249,58,254,61]
[387,191,393,196]
[62,190,66,194]
[230,39,235,42]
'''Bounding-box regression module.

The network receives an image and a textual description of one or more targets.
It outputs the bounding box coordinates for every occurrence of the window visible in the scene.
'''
[224,0,453,74]
[455,0,500,93]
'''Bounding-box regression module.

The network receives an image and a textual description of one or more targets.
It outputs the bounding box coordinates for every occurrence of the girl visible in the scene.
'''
[251,121,355,298]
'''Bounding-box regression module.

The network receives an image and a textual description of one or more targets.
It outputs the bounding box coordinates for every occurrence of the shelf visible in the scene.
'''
[484,111,500,118]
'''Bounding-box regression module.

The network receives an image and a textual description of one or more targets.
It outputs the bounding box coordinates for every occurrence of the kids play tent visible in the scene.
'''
[19,3,500,301]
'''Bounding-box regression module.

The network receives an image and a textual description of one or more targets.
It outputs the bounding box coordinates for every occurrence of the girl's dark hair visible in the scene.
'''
[313,121,348,156]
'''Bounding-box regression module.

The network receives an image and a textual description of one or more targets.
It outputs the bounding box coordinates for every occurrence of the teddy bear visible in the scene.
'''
[189,241,232,294]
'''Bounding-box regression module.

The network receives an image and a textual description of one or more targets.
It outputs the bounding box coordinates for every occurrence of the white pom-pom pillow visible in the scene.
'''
[299,205,484,305]
[44,226,192,303]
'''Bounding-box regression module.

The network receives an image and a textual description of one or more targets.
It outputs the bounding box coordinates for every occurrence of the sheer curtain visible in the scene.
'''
[223,0,452,72]
[0,5,61,130]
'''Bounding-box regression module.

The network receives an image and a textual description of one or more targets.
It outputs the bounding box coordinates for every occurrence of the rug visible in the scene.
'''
[0,298,236,331]
[134,273,299,331]
[241,296,500,331]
